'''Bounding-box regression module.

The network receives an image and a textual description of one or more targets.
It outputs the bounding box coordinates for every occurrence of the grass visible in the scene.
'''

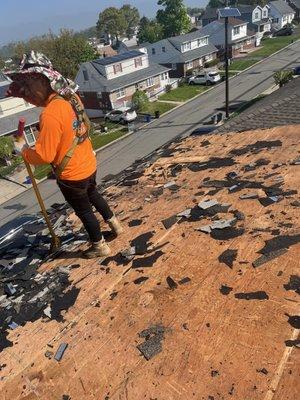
[159,84,208,102]
[250,33,300,58]
[226,58,258,71]
[141,101,176,115]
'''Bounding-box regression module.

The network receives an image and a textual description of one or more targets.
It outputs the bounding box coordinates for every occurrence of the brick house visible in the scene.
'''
[75,50,171,118]
[141,31,218,78]
[199,18,256,59]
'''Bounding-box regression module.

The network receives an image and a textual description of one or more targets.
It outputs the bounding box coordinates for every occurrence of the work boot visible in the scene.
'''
[107,215,123,236]
[82,238,111,259]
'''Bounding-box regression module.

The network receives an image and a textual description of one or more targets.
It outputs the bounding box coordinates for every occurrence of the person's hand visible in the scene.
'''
[14,137,28,154]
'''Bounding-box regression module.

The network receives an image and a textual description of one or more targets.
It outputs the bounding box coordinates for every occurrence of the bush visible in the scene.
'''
[273,69,293,87]
[131,89,149,111]
[178,79,185,87]
[204,58,219,68]
[0,136,14,160]
[165,84,172,93]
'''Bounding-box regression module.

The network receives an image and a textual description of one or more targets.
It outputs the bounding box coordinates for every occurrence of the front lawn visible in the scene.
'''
[141,101,176,115]
[159,84,208,102]
[227,58,258,71]
[251,34,300,58]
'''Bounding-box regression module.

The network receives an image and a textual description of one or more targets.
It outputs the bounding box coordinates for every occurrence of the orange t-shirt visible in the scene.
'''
[23,94,97,181]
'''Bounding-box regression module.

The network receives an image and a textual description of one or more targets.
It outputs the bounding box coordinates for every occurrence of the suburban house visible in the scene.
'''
[75,50,171,117]
[200,5,271,46]
[237,4,272,45]
[199,18,256,58]
[269,0,295,29]
[287,0,300,20]
[0,71,40,145]
[140,31,218,78]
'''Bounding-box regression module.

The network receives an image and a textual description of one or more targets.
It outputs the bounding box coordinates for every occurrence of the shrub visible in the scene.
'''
[178,79,185,87]
[273,69,293,87]
[204,58,219,69]
[0,136,14,160]
[131,89,149,111]
[165,84,172,93]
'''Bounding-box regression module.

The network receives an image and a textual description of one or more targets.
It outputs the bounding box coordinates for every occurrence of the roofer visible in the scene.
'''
[7,51,123,258]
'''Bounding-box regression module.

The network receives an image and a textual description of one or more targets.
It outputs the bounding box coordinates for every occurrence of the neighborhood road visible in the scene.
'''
[1,40,300,226]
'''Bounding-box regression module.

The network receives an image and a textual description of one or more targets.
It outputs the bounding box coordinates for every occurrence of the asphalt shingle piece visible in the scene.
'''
[137,325,166,360]
[218,249,238,268]
[234,291,269,300]
[252,249,288,268]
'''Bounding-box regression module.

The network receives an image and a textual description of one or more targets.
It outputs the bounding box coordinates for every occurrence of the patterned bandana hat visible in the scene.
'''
[8,50,78,97]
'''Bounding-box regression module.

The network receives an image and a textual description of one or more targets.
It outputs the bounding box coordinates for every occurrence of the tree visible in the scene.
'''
[12,30,96,80]
[120,4,140,39]
[137,18,164,44]
[0,136,14,160]
[187,7,204,16]
[97,7,127,43]
[273,70,293,87]
[157,0,191,37]
[0,56,5,69]
[131,90,149,112]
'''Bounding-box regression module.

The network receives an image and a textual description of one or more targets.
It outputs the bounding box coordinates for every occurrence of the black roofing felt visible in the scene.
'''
[94,50,144,66]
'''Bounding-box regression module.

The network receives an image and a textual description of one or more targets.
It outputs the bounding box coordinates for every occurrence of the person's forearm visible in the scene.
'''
[22,148,48,165]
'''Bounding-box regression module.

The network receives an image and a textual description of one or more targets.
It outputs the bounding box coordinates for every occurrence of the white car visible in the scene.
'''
[104,107,137,124]
[189,71,221,86]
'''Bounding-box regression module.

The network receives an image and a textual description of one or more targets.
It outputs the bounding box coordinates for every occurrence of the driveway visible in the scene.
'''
[1,40,300,225]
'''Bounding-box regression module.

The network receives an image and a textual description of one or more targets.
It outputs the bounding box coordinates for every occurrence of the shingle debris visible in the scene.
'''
[283,275,300,295]
[166,276,178,290]
[54,342,68,361]
[218,249,238,268]
[137,325,166,360]
[234,291,269,300]
[252,248,288,268]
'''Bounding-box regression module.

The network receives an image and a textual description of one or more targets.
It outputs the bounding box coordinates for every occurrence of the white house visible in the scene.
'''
[237,4,272,45]
[75,50,171,117]
[269,0,295,29]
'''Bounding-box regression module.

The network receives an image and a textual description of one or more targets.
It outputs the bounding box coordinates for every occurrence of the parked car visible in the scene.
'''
[273,24,294,37]
[292,65,300,75]
[189,71,221,86]
[104,107,137,124]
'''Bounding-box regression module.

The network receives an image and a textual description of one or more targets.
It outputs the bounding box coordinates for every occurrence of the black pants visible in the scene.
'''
[58,171,113,242]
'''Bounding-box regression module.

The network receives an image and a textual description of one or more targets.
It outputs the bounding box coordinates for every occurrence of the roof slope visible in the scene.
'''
[1,123,299,398]
[217,78,300,134]
[0,106,41,136]
[270,0,295,14]
[76,62,170,93]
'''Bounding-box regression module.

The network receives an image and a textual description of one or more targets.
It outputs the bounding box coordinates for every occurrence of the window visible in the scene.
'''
[146,77,154,87]
[115,88,126,99]
[113,63,122,74]
[172,63,177,70]
[96,92,102,99]
[233,26,240,35]
[162,46,166,52]
[186,61,193,70]
[134,57,143,67]
[152,48,156,55]
[254,12,259,19]
[161,72,168,81]
[24,126,36,146]
[197,37,208,47]
[182,42,191,52]
[263,10,267,17]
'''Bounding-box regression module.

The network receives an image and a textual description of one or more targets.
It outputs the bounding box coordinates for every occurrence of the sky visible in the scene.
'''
[0,0,208,46]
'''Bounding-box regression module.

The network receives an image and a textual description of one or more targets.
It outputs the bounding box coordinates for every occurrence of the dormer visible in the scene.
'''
[180,36,209,53]
[261,5,270,19]
[252,6,263,22]
[92,50,149,81]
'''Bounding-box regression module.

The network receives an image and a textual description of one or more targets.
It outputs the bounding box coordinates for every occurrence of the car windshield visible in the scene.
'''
[209,73,219,77]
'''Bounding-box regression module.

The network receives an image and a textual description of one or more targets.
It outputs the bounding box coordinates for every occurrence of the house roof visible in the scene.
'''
[1,119,299,397]
[168,30,209,49]
[289,0,300,9]
[202,7,218,19]
[219,17,248,26]
[0,106,41,136]
[269,0,295,14]
[76,61,170,93]
[217,78,300,134]
[198,20,254,45]
[94,50,144,66]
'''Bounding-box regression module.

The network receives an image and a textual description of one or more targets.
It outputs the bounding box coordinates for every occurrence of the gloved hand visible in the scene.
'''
[14,137,28,154]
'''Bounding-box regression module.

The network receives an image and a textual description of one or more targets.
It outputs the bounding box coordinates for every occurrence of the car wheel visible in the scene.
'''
[206,81,212,86]
[189,81,195,85]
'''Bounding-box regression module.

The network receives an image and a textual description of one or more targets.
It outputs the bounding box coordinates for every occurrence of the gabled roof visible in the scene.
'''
[269,0,295,14]
[0,107,41,136]
[168,30,209,50]
[76,61,170,93]
[220,17,248,27]
[217,78,300,134]
[94,50,144,66]
[289,0,300,9]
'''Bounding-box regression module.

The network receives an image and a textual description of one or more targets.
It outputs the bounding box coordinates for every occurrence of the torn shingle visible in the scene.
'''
[166,276,178,290]
[234,291,269,300]
[219,285,233,295]
[54,343,68,361]
[178,277,191,285]
[252,249,288,268]
[137,325,166,360]
[133,277,149,285]
[161,215,179,230]
[283,275,300,295]
[218,249,238,268]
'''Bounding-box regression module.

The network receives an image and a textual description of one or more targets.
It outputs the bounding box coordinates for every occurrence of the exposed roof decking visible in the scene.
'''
[0,125,300,399]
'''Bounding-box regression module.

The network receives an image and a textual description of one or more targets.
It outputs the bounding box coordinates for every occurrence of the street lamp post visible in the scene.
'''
[219,7,241,119]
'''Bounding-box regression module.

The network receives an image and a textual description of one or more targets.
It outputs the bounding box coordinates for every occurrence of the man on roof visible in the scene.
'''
[7,50,123,258]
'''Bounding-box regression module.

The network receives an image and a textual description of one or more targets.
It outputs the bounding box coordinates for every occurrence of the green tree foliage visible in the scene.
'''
[120,4,140,39]
[137,17,164,44]
[0,56,5,69]
[131,90,149,111]
[187,7,204,16]
[157,0,191,37]
[12,30,96,79]
[273,70,293,87]
[0,136,14,160]
[96,7,127,42]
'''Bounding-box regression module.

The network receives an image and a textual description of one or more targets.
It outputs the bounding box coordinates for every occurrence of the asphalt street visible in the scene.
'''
[1,40,300,226]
